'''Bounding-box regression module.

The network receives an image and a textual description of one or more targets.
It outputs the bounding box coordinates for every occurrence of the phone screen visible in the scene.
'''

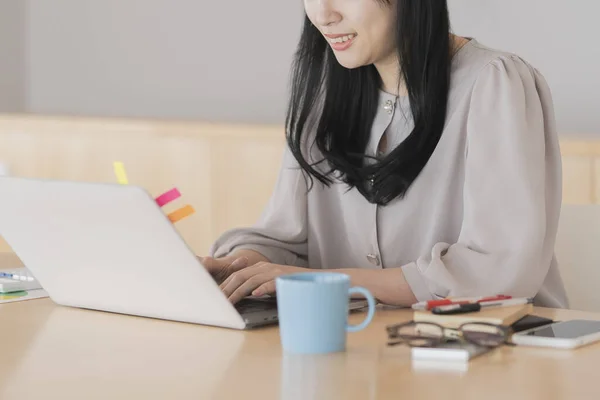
[525,320,600,339]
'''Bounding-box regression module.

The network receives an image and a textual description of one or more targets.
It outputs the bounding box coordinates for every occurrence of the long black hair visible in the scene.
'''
[285,0,452,206]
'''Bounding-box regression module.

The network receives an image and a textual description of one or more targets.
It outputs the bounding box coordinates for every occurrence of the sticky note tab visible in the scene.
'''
[155,188,181,207]
[168,204,195,223]
[113,162,129,185]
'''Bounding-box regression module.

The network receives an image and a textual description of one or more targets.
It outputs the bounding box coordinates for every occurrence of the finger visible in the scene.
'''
[228,275,272,304]
[220,270,246,298]
[201,256,230,271]
[221,263,273,299]
[252,280,276,297]
[199,256,216,268]
[199,256,229,279]
[220,268,242,291]
[199,256,222,275]
[219,261,269,290]
[220,266,260,297]
[229,257,249,272]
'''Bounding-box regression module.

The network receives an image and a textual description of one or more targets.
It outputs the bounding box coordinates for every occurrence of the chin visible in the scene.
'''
[332,54,367,70]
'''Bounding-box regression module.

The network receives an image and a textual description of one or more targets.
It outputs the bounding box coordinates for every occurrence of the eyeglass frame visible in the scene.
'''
[386,320,512,348]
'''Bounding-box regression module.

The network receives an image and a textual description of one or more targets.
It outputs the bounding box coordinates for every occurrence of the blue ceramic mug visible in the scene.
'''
[275,272,376,354]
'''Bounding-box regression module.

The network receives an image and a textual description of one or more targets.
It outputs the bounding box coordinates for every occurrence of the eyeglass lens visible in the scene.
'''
[389,322,507,348]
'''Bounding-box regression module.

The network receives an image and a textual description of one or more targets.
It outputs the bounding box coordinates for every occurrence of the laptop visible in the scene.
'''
[0,177,367,329]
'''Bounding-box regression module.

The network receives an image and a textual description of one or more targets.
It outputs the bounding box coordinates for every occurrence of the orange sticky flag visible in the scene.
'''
[168,204,195,223]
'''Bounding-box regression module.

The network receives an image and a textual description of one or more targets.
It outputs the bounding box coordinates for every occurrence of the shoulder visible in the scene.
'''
[458,41,559,151]
[451,39,546,97]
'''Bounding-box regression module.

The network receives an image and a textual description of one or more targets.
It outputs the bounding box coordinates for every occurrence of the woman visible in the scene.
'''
[202,0,569,308]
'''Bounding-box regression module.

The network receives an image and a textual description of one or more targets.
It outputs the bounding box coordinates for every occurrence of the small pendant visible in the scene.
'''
[383,100,394,114]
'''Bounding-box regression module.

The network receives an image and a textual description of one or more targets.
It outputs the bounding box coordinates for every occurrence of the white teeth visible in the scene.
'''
[329,34,356,44]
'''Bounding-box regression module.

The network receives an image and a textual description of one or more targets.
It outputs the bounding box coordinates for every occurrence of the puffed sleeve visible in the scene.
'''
[400,55,562,301]
[209,145,309,267]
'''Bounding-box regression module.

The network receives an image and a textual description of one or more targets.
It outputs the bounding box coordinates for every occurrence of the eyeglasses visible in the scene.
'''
[386,321,510,348]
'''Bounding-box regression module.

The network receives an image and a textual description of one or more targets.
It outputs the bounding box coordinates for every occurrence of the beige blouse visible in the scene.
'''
[210,39,569,308]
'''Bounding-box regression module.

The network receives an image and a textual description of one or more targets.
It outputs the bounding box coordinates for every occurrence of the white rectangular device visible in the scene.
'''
[0,177,257,328]
[0,177,367,329]
[511,319,600,349]
[0,277,26,293]
[0,268,42,292]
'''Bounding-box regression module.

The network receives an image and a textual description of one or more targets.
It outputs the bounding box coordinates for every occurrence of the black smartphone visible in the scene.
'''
[511,315,555,333]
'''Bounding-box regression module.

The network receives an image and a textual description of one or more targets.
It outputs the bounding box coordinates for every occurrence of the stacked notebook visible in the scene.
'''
[409,302,534,367]
[413,303,534,329]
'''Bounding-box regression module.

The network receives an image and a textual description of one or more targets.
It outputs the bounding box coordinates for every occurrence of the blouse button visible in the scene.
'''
[366,254,381,266]
[383,100,394,114]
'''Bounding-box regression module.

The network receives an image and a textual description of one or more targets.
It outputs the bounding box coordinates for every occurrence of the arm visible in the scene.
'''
[209,145,309,267]
[222,56,560,306]
[221,262,418,305]
[399,56,561,302]
[338,268,417,306]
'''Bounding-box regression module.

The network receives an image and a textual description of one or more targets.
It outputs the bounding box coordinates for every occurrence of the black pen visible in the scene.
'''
[431,303,481,315]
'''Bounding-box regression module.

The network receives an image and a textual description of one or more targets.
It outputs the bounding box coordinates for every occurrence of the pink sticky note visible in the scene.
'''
[155,188,181,207]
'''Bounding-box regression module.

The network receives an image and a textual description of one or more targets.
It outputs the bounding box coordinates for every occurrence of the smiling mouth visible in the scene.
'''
[326,34,357,44]
[325,34,357,51]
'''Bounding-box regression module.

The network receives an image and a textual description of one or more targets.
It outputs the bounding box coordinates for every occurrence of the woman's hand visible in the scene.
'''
[219,262,307,304]
[199,255,249,284]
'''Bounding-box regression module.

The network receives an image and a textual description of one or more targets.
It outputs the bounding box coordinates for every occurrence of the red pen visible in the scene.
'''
[411,295,511,311]
[411,299,469,311]
[477,295,512,303]
[431,297,532,315]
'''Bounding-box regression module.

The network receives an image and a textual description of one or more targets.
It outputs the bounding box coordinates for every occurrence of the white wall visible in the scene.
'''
[6,0,600,132]
[448,0,600,134]
[26,0,303,123]
[0,0,26,112]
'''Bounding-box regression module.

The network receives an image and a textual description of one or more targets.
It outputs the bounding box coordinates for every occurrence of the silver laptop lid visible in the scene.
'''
[0,177,246,329]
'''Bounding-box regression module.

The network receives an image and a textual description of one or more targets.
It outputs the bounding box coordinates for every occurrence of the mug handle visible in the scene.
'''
[346,287,376,333]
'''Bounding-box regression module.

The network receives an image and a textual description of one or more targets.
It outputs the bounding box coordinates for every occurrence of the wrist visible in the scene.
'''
[337,268,417,307]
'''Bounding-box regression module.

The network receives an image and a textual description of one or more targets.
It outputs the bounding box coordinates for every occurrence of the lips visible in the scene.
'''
[324,33,357,51]
[324,33,357,43]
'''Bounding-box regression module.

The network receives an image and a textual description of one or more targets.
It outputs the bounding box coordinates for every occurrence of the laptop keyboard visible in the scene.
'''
[235,297,277,314]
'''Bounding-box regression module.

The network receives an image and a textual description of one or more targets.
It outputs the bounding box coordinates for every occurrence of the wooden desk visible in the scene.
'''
[2,256,600,399]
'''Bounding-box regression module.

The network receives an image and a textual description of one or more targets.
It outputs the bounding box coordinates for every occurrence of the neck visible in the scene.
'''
[374,52,405,96]
[374,35,468,97]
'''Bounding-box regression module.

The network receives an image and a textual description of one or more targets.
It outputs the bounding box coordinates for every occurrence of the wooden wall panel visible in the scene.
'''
[210,136,286,249]
[562,156,593,204]
[0,114,597,257]
[0,115,285,255]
